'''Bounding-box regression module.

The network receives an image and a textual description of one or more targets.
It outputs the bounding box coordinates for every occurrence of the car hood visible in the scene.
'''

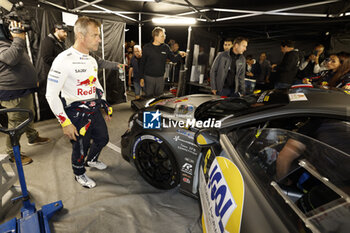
[150,94,221,109]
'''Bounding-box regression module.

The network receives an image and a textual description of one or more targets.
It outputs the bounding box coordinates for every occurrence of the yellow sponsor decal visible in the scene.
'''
[264,95,269,102]
[203,149,211,175]
[200,156,244,233]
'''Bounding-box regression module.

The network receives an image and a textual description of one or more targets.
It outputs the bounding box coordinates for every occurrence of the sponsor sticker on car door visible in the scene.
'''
[200,156,244,233]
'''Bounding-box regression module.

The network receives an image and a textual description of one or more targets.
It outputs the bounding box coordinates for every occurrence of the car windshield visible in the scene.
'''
[195,90,289,121]
[227,127,350,232]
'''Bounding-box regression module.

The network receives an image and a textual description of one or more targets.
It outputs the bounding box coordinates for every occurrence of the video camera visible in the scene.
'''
[0,0,31,39]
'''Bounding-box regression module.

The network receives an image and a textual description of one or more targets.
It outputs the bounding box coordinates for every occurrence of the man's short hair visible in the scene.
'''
[246,55,253,60]
[233,37,248,45]
[224,38,234,43]
[54,22,68,31]
[152,27,165,38]
[134,45,141,51]
[74,16,101,36]
[281,40,295,48]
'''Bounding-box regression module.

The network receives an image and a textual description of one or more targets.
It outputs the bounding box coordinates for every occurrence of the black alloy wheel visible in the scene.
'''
[134,136,180,189]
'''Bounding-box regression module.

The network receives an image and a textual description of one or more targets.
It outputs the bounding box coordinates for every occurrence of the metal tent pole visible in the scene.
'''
[25,34,40,121]
[177,26,192,97]
[138,13,142,46]
[101,23,106,96]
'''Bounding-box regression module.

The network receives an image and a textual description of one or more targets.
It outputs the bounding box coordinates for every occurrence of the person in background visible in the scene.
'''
[46,16,123,188]
[272,40,301,89]
[36,22,68,120]
[171,42,182,84]
[298,44,325,78]
[245,55,260,94]
[305,52,350,89]
[210,37,248,97]
[0,21,51,165]
[128,45,142,99]
[139,27,186,98]
[168,39,176,48]
[256,52,271,90]
[222,38,233,52]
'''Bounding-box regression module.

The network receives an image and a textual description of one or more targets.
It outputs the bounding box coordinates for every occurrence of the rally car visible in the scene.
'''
[121,88,350,232]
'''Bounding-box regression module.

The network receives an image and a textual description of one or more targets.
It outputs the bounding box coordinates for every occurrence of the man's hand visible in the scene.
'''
[308,54,316,61]
[179,51,187,57]
[118,63,126,71]
[246,72,254,77]
[9,21,25,40]
[101,110,112,121]
[211,89,217,95]
[63,124,79,141]
[140,79,144,87]
[104,115,112,121]
[271,64,277,69]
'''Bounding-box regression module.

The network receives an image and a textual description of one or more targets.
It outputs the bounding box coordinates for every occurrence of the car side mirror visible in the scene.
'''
[194,129,220,147]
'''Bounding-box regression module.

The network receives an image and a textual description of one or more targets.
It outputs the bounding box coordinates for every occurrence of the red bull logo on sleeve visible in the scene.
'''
[77,76,97,96]
[57,113,66,124]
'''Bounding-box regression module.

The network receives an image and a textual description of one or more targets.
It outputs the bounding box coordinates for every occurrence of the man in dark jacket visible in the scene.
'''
[0,21,50,165]
[36,22,68,120]
[272,40,301,89]
[128,45,142,99]
[139,27,186,97]
[210,37,248,96]
[256,52,271,90]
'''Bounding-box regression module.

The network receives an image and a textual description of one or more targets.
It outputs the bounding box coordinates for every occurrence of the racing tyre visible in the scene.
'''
[133,134,180,189]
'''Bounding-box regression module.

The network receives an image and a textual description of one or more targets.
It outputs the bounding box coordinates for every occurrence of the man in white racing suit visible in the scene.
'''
[46,16,122,188]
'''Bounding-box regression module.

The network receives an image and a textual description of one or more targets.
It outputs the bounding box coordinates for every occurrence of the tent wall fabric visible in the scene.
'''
[96,20,126,104]
[330,34,350,53]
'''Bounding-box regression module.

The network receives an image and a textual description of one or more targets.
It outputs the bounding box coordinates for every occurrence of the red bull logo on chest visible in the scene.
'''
[77,76,97,96]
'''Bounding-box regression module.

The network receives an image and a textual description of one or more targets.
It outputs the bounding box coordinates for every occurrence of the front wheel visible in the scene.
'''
[133,134,180,189]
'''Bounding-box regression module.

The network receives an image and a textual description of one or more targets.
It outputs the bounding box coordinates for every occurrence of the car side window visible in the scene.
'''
[227,127,350,233]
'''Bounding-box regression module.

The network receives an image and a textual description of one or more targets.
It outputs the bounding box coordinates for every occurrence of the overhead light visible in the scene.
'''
[152,17,197,25]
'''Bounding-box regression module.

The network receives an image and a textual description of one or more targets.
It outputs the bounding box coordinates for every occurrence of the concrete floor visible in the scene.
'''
[0,101,202,233]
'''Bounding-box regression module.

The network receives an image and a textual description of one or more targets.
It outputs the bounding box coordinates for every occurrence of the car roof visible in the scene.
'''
[221,88,350,129]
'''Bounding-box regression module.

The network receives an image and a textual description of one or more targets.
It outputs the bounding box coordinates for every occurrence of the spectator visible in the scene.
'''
[168,39,176,48]
[128,45,143,99]
[299,44,326,78]
[139,27,186,97]
[256,52,271,90]
[171,42,182,83]
[272,40,302,89]
[36,22,68,120]
[46,16,123,188]
[210,37,248,97]
[245,55,260,94]
[307,52,350,89]
[222,38,233,52]
[0,21,51,165]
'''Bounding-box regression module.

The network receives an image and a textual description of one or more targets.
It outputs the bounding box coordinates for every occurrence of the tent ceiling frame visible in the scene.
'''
[77,0,138,22]
[40,0,347,24]
[72,0,103,11]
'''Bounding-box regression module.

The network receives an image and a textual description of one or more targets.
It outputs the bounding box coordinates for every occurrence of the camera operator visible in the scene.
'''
[36,22,68,120]
[0,21,50,165]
